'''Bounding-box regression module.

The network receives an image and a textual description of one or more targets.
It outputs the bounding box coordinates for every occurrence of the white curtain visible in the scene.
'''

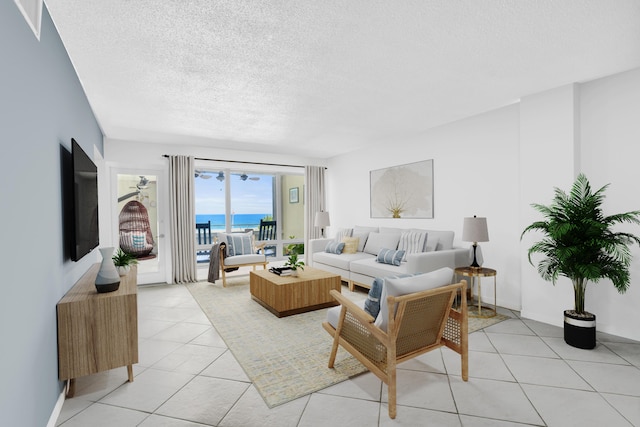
[168,155,197,283]
[304,165,326,264]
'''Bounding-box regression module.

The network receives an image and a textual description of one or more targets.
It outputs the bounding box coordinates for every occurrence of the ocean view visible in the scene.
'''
[196,213,271,231]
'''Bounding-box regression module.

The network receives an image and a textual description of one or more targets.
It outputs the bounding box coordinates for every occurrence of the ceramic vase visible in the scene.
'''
[95,247,121,293]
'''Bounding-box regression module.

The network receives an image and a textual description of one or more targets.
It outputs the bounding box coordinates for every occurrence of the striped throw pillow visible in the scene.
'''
[325,241,345,254]
[376,248,405,266]
[227,233,254,256]
[398,231,427,261]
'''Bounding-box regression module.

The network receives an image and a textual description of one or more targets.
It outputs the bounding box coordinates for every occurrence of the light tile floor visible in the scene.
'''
[57,276,640,427]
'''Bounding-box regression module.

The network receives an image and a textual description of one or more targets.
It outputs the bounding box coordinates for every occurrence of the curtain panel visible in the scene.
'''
[304,165,326,263]
[168,155,197,283]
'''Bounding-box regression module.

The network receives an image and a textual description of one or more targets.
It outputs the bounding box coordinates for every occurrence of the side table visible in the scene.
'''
[454,267,497,318]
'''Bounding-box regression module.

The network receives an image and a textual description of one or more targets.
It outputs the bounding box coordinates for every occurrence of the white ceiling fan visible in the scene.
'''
[195,170,212,179]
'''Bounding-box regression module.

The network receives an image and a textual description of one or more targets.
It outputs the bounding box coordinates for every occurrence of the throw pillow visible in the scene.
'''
[341,237,359,254]
[325,241,345,254]
[376,248,405,266]
[227,232,254,256]
[398,231,427,261]
[375,267,454,331]
[364,273,416,318]
[131,231,147,250]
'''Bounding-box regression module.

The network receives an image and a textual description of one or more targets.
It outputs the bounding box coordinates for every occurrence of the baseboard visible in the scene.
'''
[46,382,67,427]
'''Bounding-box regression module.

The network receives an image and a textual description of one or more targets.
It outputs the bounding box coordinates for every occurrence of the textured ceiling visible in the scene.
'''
[45,1,640,158]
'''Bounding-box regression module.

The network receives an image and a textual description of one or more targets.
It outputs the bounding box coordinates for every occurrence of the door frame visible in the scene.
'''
[108,165,170,285]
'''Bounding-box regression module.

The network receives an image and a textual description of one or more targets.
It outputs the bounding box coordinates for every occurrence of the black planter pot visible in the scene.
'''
[564,310,596,349]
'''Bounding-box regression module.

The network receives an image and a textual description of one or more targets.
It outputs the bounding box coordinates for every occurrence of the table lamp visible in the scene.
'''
[314,211,330,238]
[462,215,489,268]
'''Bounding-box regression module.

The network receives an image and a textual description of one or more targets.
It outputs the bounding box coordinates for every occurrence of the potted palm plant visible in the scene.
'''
[522,173,640,349]
[112,248,138,276]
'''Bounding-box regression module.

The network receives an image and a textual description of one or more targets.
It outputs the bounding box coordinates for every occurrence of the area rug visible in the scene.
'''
[187,275,508,408]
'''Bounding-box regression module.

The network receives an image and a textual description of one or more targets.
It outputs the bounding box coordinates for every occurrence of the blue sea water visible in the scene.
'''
[195,213,270,231]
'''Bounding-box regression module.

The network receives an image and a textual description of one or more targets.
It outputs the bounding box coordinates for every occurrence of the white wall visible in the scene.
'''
[519,84,580,328]
[579,68,640,340]
[327,104,523,310]
[327,69,640,340]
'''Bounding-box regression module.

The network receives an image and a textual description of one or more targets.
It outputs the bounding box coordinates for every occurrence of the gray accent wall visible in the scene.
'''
[1,3,103,426]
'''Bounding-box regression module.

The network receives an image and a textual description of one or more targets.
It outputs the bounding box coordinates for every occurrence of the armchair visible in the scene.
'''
[323,272,468,419]
[217,232,268,287]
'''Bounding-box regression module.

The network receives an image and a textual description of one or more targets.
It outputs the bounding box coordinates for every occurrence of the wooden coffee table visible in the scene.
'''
[250,267,341,317]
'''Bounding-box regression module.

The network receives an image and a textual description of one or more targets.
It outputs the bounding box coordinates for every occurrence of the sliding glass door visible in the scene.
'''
[194,167,304,263]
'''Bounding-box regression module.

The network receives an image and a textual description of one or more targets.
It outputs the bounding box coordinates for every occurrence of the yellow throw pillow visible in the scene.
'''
[342,237,359,254]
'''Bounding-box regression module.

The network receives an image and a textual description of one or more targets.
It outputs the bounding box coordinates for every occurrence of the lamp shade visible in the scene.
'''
[314,211,331,228]
[462,216,489,243]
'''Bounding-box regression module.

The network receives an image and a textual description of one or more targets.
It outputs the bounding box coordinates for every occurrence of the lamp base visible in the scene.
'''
[469,243,483,268]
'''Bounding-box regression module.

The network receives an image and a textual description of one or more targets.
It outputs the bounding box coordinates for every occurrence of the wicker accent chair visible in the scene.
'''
[217,232,268,287]
[323,279,468,419]
[119,200,155,258]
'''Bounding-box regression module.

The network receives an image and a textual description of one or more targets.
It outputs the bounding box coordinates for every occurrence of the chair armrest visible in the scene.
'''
[329,290,375,324]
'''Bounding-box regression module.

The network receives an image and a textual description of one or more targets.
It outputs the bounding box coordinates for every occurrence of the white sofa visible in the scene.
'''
[309,226,469,291]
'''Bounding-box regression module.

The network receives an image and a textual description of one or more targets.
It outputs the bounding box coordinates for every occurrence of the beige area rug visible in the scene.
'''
[187,276,508,408]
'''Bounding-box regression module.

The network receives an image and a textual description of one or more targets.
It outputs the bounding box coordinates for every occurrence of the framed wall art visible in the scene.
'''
[289,187,299,203]
[370,159,434,218]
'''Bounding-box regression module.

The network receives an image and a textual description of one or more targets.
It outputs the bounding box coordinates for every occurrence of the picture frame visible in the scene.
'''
[289,187,299,203]
[370,159,434,218]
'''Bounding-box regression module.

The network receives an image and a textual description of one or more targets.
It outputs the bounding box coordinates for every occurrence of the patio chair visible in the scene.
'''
[323,272,468,419]
[257,219,277,257]
[217,231,268,287]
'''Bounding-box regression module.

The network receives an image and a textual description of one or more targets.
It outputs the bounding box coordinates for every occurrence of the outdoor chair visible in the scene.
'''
[257,219,277,257]
[217,231,268,287]
[196,220,212,245]
[323,273,468,419]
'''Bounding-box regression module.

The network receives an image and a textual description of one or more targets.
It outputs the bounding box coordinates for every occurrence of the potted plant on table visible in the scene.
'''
[521,173,640,349]
[284,251,305,277]
[112,248,138,276]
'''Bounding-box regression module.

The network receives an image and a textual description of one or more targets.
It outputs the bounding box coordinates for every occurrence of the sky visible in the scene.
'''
[194,171,274,215]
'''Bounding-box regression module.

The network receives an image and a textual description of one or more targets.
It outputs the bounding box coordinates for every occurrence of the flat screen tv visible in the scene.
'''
[71,138,99,261]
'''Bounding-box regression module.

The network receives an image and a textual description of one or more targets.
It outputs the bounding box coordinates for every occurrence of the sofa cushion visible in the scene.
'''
[313,251,372,271]
[334,228,353,242]
[363,232,401,255]
[223,253,265,266]
[398,231,427,260]
[342,237,359,254]
[425,237,439,252]
[376,267,454,331]
[379,227,403,234]
[325,241,345,254]
[417,229,454,250]
[376,248,405,266]
[354,225,379,234]
[352,231,370,252]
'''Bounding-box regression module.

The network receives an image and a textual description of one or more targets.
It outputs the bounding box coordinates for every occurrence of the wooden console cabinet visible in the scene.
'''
[57,263,138,397]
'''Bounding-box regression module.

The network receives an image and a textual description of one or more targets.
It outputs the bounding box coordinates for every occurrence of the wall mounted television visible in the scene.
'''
[71,138,99,261]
